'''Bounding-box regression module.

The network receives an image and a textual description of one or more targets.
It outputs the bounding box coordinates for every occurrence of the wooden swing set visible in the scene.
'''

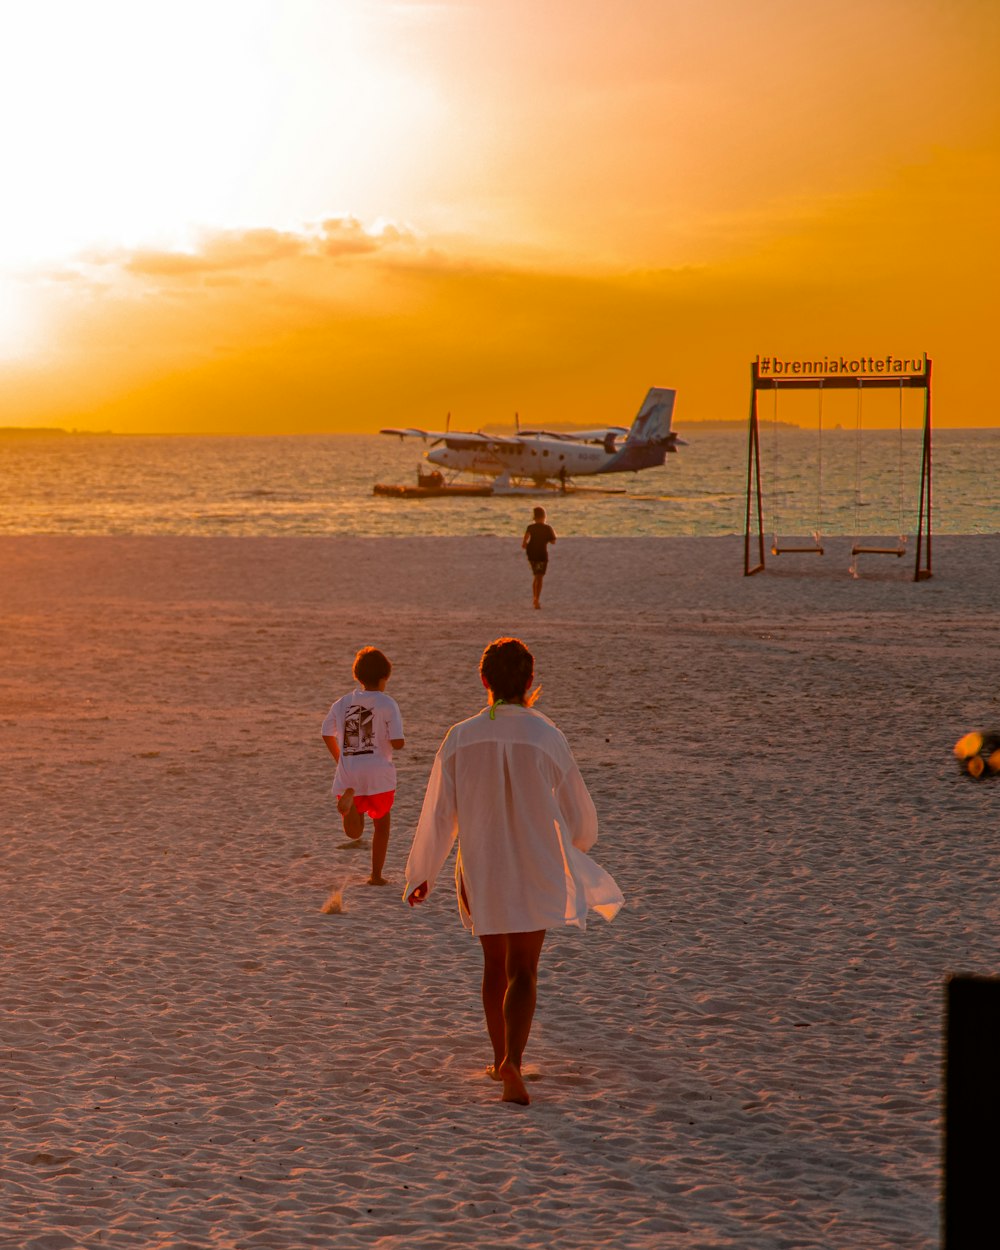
[743,356,933,580]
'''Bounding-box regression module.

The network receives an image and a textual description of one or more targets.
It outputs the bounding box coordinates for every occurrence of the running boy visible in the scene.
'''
[321,647,404,886]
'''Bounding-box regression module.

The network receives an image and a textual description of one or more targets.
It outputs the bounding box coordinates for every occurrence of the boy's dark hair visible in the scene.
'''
[480,637,535,703]
[533,506,546,521]
[353,646,392,687]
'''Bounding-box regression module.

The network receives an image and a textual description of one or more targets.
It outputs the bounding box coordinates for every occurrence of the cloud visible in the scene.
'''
[317,217,381,258]
[80,216,419,281]
[6,154,996,435]
[124,228,308,276]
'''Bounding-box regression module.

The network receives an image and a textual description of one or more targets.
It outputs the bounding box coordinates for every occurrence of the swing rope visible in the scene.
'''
[853,381,864,537]
[850,382,863,577]
[770,383,824,556]
[851,378,908,575]
[814,382,824,546]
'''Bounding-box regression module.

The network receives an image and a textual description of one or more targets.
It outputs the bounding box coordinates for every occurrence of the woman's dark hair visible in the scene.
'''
[353,646,392,686]
[479,637,538,704]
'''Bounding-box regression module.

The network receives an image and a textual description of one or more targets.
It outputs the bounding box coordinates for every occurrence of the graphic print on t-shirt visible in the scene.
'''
[343,703,375,755]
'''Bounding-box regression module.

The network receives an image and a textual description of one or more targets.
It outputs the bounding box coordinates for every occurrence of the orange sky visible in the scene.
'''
[1,0,998,431]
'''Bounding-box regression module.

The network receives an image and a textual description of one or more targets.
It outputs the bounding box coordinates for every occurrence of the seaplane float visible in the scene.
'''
[373,387,683,498]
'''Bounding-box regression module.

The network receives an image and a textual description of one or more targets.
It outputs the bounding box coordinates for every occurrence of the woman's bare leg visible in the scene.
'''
[479,930,546,1102]
[479,934,507,1076]
[496,930,546,1104]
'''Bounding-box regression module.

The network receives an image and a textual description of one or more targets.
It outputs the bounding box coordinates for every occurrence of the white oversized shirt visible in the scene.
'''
[322,689,404,796]
[404,704,624,936]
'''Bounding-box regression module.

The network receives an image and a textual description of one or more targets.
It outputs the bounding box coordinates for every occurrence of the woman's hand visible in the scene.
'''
[407,882,429,906]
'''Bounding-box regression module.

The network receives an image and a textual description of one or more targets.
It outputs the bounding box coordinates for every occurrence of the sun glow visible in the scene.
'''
[0,1,997,423]
[0,279,41,360]
[0,1,441,271]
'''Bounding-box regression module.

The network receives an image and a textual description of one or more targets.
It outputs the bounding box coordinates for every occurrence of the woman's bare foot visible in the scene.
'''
[487,1064,539,1083]
[498,1059,530,1105]
[336,788,355,816]
[366,874,389,886]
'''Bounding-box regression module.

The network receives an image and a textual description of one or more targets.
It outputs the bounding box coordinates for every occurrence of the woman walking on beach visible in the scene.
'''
[404,637,623,1105]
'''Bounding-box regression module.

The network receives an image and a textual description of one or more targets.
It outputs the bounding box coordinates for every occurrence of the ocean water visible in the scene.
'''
[0,427,997,538]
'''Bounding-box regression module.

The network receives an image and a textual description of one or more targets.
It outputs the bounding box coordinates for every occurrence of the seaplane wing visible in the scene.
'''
[380,427,522,449]
[380,426,450,443]
[516,426,630,444]
[437,432,518,448]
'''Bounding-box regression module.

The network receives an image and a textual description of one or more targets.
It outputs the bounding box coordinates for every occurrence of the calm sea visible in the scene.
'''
[0,427,996,538]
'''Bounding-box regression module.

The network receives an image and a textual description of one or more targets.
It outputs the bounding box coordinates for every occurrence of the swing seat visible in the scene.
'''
[772,543,825,556]
[850,544,906,557]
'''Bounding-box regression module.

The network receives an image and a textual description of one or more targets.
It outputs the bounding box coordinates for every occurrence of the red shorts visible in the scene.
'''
[339,790,395,820]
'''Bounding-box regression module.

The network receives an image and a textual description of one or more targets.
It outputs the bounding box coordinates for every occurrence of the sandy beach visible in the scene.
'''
[2,532,998,1250]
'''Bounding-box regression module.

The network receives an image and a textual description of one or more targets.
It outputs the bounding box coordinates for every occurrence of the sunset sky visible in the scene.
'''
[1,0,997,432]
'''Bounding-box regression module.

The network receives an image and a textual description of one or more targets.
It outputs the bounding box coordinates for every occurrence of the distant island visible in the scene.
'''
[475,418,802,435]
[0,427,112,437]
[0,426,69,436]
[677,419,800,430]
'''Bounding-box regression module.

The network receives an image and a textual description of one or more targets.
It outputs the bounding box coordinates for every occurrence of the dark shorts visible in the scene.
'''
[528,558,548,576]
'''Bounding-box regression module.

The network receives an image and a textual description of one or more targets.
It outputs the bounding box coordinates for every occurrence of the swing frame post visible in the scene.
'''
[744,359,766,575]
[913,357,933,581]
[743,356,933,580]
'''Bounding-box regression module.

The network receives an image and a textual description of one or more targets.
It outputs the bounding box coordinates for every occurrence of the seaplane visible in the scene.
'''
[376,387,682,495]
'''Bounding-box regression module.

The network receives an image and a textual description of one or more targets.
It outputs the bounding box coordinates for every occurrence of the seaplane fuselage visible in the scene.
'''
[427,435,612,479]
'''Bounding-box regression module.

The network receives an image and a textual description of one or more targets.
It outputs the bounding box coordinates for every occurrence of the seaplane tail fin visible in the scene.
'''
[596,387,679,474]
[624,387,676,446]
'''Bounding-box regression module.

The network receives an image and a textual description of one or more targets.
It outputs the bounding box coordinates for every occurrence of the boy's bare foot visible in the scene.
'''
[366,875,389,886]
[498,1059,530,1106]
[337,789,355,816]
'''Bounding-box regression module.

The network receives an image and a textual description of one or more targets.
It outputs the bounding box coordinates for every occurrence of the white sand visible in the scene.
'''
[2,533,998,1249]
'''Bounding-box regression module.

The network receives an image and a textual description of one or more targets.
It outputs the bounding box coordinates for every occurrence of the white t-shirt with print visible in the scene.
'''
[322,689,404,796]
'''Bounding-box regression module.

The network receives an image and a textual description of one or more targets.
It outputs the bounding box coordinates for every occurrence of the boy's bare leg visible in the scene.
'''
[479,935,507,1078]
[499,930,545,1105]
[367,812,391,885]
[339,794,364,841]
[532,572,543,608]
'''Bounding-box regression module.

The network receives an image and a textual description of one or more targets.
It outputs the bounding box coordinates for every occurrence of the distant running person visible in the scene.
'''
[522,507,557,609]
